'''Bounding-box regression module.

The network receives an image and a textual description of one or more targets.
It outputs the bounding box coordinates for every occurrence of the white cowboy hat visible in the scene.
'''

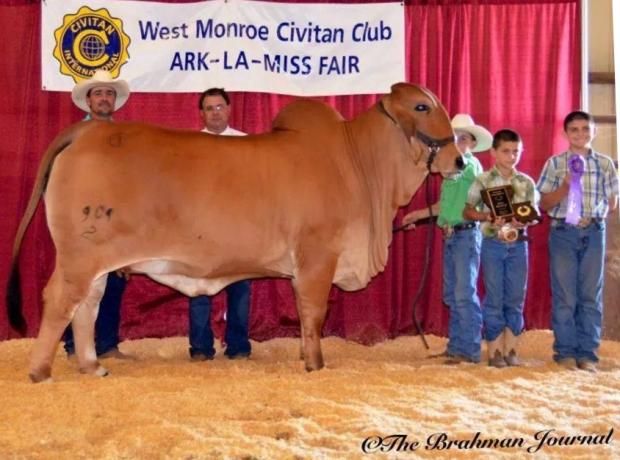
[71,70,130,113]
[451,113,493,153]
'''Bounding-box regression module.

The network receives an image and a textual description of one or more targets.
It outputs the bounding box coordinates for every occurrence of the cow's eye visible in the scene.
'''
[414,104,429,112]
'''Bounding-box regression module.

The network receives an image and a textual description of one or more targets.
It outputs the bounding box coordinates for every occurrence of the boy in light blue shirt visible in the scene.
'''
[537,111,618,372]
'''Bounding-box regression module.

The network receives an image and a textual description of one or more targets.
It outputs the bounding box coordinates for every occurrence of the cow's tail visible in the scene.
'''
[6,122,90,335]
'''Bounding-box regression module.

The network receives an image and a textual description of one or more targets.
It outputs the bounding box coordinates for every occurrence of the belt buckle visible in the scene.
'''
[498,224,519,243]
[577,217,590,228]
[442,225,454,239]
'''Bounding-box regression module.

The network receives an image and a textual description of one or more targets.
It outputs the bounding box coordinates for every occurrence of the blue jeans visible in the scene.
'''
[480,238,528,341]
[63,272,127,356]
[189,280,251,358]
[443,227,482,362]
[549,221,605,363]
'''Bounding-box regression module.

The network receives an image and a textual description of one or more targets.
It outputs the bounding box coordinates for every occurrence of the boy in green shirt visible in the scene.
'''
[403,114,491,363]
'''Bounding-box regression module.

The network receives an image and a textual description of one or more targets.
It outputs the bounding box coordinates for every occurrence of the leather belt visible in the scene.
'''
[453,222,477,231]
[442,222,477,238]
[550,217,604,228]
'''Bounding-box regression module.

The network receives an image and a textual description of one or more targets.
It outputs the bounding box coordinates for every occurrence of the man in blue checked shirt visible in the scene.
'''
[537,111,618,373]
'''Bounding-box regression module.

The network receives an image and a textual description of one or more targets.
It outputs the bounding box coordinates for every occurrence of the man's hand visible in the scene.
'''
[115,268,131,281]
[402,210,424,230]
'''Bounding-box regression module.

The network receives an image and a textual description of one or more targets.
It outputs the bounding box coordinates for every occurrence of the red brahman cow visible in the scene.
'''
[7,83,462,382]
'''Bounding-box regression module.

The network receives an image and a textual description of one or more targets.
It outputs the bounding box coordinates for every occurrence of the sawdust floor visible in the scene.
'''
[0,331,618,459]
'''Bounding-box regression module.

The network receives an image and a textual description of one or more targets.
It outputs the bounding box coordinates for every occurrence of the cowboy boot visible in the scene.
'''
[487,332,507,368]
[503,328,520,366]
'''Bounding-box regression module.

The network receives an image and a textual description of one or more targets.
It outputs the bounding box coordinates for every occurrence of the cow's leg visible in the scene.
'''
[294,295,305,361]
[299,327,305,361]
[292,248,337,371]
[29,268,93,382]
[72,275,108,377]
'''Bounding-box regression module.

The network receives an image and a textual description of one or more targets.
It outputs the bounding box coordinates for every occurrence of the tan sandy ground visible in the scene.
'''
[0,331,618,460]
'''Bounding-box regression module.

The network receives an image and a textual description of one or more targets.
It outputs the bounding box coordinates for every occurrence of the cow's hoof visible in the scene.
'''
[96,366,110,377]
[29,367,52,383]
[79,363,109,377]
[304,361,325,372]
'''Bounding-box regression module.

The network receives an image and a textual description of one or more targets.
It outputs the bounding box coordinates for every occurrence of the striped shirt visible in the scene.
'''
[536,150,619,219]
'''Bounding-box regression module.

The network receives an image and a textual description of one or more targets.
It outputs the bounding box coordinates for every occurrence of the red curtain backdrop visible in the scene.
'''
[0,0,580,345]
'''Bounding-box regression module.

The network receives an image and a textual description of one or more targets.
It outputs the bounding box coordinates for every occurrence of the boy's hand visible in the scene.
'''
[562,173,571,189]
[492,216,506,227]
[510,218,526,229]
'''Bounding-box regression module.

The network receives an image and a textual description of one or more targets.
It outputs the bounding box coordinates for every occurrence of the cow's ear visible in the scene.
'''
[380,94,395,120]
[381,93,415,142]
[383,91,416,141]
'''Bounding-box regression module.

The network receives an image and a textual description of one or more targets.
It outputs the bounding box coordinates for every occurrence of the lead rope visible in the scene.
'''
[412,169,434,349]
[378,101,448,349]
[392,161,436,350]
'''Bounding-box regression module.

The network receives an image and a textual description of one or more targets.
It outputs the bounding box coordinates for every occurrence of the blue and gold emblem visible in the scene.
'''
[53,6,130,82]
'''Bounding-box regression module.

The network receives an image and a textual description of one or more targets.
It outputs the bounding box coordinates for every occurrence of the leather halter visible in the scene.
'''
[377,100,455,170]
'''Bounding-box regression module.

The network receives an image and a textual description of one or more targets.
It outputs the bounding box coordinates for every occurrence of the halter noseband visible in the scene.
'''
[414,130,455,170]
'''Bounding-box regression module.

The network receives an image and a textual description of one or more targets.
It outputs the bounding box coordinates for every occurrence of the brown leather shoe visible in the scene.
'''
[190,353,214,362]
[557,357,577,370]
[428,349,451,359]
[488,349,507,368]
[226,351,251,360]
[444,354,475,365]
[99,349,135,360]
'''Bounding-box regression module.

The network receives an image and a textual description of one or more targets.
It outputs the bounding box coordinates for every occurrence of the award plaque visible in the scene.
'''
[481,185,514,219]
[512,201,540,224]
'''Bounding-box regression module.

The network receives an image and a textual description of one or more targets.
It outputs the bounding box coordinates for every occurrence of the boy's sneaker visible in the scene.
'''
[504,350,520,367]
[577,360,597,373]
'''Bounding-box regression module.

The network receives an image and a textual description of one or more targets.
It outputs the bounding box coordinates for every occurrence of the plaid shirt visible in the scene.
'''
[467,166,539,210]
[467,166,538,237]
[536,150,619,219]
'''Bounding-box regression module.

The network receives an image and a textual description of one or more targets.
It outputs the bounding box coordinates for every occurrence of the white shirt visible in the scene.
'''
[202,126,246,137]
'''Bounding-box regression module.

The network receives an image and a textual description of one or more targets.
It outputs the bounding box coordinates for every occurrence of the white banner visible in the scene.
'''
[41,0,405,96]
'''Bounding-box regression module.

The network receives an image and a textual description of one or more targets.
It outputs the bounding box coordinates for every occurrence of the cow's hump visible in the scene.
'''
[272,100,344,133]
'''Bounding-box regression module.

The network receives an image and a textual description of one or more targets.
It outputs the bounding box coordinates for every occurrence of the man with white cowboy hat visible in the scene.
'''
[71,69,130,121]
[403,113,492,365]
[63,69,133,360]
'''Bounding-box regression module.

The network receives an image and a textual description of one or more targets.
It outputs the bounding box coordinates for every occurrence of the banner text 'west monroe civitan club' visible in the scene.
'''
[42,0,405,96]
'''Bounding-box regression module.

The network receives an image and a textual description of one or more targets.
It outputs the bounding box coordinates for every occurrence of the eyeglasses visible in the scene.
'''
[204,104,227,112]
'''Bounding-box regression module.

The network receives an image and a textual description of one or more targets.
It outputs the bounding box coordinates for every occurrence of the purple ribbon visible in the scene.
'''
[565,154,585,225]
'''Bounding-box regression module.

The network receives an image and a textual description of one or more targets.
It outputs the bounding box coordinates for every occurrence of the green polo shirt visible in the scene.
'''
[437,152,483,227]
